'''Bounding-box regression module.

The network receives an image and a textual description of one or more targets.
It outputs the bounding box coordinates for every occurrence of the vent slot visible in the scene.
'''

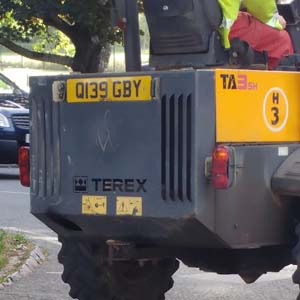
[161,94,192,201]
[33,94,61,199]
[152,34,204,54]
[37,99,46,198]
[12,114,29,130]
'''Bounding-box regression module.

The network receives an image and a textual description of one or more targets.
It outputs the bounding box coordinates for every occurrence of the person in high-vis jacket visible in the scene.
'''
[218,0,294,69]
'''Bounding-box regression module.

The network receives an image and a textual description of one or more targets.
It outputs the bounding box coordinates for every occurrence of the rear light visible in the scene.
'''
[19,146,30,187]
[212,146,230,189]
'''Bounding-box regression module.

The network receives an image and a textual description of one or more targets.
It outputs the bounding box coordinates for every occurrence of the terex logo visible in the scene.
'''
[220,74,258,90]
[92,178,147,193]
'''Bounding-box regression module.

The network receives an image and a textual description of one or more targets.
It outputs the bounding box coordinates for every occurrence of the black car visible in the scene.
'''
[0,73,29,164]
[0,73,29,108]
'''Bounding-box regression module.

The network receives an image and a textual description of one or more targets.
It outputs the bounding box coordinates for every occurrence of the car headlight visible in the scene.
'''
[0,113,10,128]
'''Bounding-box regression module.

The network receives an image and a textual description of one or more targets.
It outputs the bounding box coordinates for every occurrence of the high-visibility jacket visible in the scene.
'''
[218,0,283,48]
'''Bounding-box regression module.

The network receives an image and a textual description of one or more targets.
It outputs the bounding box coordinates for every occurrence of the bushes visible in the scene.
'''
[0,230,32,283]
[0,230,7,269]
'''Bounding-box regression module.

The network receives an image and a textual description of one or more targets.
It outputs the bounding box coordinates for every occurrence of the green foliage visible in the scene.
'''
[0,231,34,282]
[31,28,75,57]
[14,233,26,243]
[0,0,149,72]
[0,80,7,89]
[0,0,120,57]
[0,230,5,248]
[0,230,7,269]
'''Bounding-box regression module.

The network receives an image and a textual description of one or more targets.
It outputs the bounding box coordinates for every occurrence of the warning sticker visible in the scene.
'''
[82,195,107,215]
[116,197,142,216]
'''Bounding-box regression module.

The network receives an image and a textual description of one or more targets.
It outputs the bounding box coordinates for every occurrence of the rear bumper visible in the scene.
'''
[33,213,228,249]
[0,133,29,164]
[0,140,18,164]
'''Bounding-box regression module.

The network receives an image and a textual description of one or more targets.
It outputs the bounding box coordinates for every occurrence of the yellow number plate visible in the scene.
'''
[67,76,152,103]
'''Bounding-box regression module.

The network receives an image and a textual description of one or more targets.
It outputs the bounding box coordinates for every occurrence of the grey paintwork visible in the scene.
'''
[29,69,298,249]
[272,148,300,197]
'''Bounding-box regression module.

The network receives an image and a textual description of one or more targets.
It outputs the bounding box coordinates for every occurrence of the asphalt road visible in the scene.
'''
[0,167,299,300]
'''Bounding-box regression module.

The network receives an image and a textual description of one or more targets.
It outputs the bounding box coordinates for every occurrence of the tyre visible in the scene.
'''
[58,237,179,300]
[293,224,300,300]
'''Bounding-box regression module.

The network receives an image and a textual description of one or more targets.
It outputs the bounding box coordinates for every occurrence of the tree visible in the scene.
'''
[0,0,122,72]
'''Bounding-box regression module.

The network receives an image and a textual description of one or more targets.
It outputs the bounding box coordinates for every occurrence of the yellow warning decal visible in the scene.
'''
[116,197,142,216]
[82,195,107,215]
[215,69,300,142]
[66,76,152,103]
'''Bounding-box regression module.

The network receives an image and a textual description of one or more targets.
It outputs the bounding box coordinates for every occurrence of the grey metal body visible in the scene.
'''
[272,149,300,197]
[30,69,296,251]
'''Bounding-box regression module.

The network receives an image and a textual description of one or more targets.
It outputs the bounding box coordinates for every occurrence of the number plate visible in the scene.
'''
[25,134,30,144]
[66,76,152,103]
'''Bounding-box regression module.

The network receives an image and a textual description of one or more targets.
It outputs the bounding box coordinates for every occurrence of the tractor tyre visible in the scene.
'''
[58,237,179,300]
[293,224,300,300]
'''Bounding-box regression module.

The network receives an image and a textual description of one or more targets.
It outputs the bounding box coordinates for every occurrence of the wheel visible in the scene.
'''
[58,237,179,300]
[293,224,300,300]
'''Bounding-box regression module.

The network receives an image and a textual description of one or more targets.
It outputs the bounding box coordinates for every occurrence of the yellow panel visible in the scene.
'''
[82,195,107,215]
[67,76,152,103]
[116,197,142,216]
[215,69,300,142]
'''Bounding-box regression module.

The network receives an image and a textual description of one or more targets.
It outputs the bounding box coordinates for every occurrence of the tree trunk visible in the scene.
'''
[71,40,111,73]
[99,44,112,72]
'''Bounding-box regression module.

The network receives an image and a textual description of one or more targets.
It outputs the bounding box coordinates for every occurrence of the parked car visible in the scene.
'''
[0,74,29,164]
[0,73,29,108]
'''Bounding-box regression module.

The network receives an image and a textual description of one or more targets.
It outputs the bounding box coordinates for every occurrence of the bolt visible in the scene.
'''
[232,52,238,58]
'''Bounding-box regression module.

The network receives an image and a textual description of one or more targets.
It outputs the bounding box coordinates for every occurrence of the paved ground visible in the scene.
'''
[0,167,71,300]
[0,167,299,300]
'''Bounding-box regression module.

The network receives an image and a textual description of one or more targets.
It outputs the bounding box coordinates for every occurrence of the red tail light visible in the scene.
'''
[19,146,30,187]
[212,146,230,189]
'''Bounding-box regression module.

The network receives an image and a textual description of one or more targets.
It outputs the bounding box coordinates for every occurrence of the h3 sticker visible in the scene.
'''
[263,87,289,133]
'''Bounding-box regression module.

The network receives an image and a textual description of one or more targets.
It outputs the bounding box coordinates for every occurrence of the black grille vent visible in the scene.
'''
[12,114,29,130]
[152,34,204,55]
[161,94,192,201]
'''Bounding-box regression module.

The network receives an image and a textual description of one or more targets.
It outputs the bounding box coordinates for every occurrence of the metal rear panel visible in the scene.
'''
[215,145,296,248]
[29,71,223,248]
[30,82,62,206]
[30,72,215,219]
[30,70,295,249]
[272,148,300,197]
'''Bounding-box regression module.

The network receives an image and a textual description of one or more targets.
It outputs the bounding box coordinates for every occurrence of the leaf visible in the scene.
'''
[0,0,118,71]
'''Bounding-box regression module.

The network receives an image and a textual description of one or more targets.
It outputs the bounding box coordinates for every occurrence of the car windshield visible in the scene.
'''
[0,100,20,108]
[0,77,14,94]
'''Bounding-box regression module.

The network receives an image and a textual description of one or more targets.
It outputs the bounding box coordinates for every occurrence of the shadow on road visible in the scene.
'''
[0,174,19,180]
[0,166,20,180]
